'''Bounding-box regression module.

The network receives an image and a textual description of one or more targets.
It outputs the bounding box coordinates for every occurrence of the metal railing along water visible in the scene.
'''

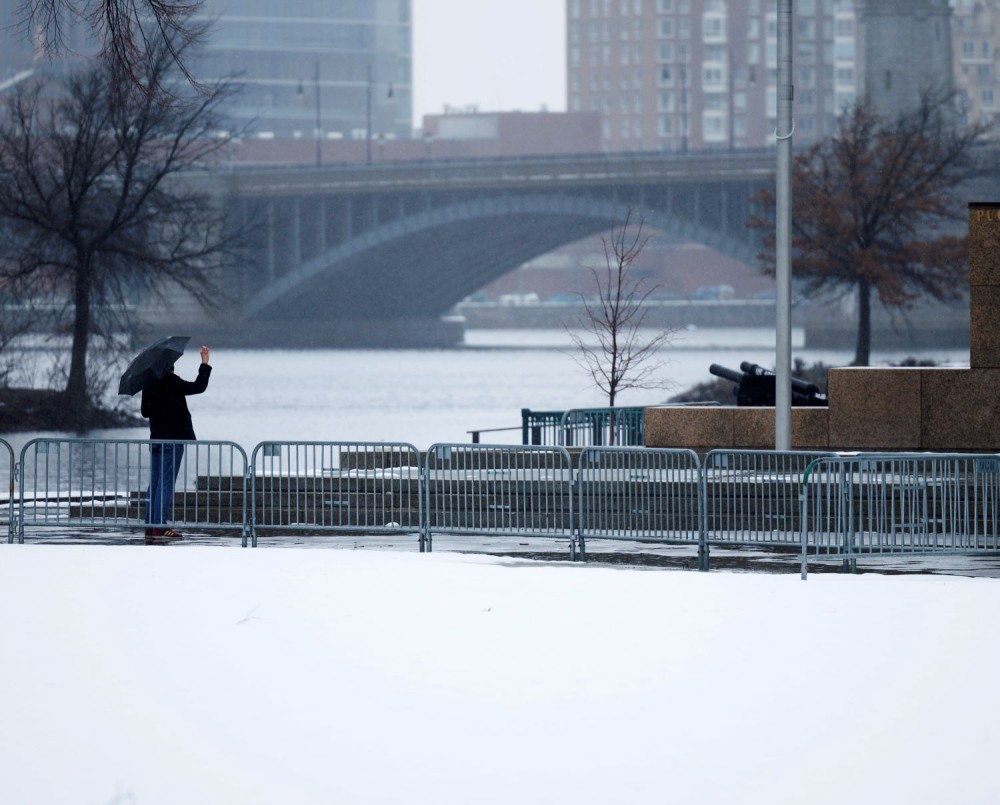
[576,447,702,562]
[421,444,574,552]
[521,409,565,445]
[249,442,422,548]
[2,438,13,542]
[519,407,646,447]
[560,407,645,447]
[16,438,248,544]
[799,454,1000,578]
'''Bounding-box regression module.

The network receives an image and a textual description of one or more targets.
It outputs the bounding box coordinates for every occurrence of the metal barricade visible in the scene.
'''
[701,450,837,559]
[17,438,249,544]
[249,442,422,548]
[2,438,13,543]
[576,447,701,562]
[800,453,1000,579]
[421,444,574,552]
[560,407,645,447]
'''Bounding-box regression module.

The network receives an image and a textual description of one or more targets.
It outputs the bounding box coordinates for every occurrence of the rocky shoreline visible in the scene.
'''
[0,388,142,433]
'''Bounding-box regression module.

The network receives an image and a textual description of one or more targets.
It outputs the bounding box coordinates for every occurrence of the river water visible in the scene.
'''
[2,327,966,458]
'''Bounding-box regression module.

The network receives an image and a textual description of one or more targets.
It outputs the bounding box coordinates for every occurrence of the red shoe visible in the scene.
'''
[161,529,183,539]
[145,528,164,537]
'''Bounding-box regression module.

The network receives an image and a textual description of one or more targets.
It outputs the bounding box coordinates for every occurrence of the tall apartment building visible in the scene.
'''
[567,0,859,152]
[952,0,1000,130]
[567,0,973,153]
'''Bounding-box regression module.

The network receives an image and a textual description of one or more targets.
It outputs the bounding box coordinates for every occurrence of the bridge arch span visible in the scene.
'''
[244,192,759,322]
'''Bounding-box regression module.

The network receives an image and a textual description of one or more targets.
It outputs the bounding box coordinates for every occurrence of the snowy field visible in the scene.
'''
[1,544,998,805]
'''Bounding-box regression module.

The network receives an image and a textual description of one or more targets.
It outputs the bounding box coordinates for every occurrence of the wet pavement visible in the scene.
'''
[7,524,1000,578]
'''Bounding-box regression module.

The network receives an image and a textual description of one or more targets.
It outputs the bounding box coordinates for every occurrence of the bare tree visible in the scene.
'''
[17,0,208,99]
[0,37,245,413]
[569,210,676,444]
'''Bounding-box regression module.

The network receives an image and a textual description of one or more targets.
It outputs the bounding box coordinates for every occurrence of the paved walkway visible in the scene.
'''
[9,526,1000,578]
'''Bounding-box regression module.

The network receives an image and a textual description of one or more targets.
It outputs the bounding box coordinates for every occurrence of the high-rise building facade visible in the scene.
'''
[566,0,859,152]
[567,0,990,155]
[952,0,1000,131]
[856,0,953,120]
[0,1,413,142]
[193,0,412,140]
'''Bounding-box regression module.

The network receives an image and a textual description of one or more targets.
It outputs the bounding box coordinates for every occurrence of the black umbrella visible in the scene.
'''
[118,335,191,396]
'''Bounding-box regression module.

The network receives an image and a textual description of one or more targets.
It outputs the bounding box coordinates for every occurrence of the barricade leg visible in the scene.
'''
[698,542,710,572]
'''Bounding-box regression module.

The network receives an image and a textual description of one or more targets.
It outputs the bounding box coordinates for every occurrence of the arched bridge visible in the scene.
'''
[212,150,777,346]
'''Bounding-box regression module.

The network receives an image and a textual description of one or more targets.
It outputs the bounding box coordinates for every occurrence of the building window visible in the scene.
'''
[704,93,725,110]
[703,113,724,140]
[702,16,723,39]
[658,18,673,37]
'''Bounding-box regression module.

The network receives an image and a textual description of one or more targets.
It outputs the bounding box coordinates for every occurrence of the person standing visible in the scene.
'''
[141,345,211,539]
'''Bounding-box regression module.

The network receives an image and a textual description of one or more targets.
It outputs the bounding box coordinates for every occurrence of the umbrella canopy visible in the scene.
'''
[118,336,191,396]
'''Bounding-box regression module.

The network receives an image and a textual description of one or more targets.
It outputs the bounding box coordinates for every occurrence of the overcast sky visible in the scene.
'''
[411,0,567,127]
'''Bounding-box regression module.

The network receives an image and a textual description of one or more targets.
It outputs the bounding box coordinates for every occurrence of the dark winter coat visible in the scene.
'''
[141,364,212,440]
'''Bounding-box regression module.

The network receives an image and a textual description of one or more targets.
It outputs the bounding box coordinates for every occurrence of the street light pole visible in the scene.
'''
[680,65,688,153]
[775,0,794,450]
[366,63,373,166]
[314,61,322,167]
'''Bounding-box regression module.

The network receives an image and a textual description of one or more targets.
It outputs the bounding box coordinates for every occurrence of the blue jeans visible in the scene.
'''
[146,443,184,527]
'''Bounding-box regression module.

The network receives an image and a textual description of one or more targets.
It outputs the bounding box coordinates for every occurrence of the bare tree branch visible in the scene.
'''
[0,33,250,408]
[567,209,677,444]
[17,0,209,100]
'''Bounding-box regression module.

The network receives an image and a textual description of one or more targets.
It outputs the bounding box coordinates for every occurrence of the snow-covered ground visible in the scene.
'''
[1,545,997,805]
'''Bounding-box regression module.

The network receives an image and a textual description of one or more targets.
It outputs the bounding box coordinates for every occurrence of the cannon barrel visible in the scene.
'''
[739,361,820,395]
[709,363,745,384]
[710,361,828,407]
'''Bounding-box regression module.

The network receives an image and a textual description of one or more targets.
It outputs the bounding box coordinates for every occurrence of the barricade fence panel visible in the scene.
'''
[422,444,574,550]
[800,454,1000,578]
[560,408,646,447]
[2,438,13,543]
[249,442,422,547]
[702,450,838,548]
[17,439,248,543]
[576,447,701,558]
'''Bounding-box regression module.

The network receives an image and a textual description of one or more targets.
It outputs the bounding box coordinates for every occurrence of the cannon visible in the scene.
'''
[709,361,828,407]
